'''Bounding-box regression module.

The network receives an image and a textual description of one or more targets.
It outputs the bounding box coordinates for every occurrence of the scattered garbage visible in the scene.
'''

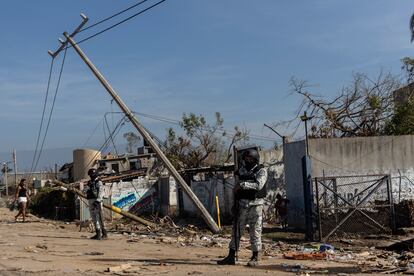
[283,251,328,260]
[35,244,48,250]
[105,263,132,273]
[97,213,414,273]
[282,243,335,260]
[319,244,334,252]
[24,246,39,253]
[84,251,104,256]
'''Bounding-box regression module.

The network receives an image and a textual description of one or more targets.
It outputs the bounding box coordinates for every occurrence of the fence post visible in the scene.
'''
[314,177,322,241]
[302,155,315,241]
[387,175,396,234]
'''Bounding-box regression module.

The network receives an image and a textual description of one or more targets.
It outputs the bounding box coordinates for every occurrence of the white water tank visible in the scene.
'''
[73,149,101,181]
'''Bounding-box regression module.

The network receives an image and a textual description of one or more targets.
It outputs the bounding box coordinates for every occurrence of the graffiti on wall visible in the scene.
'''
[113,193,137,209]
[111,179,159,215]
[129,187,158,215]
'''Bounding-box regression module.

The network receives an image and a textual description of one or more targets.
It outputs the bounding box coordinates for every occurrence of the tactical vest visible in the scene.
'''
[86,179,100,199]
[236,164,267,200]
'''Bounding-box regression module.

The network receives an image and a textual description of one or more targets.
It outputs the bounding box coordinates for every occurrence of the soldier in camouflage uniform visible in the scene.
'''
[217,148,267,267]
[85,168,107,240]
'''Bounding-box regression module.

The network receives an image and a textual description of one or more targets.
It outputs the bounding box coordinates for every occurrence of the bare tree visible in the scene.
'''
[410,13,414,42]
[123,132,141,154]
[222,126,250,163]
[288,71,400,138]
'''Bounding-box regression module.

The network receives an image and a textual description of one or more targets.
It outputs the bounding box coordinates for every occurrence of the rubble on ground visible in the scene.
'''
[25,212,414,275]
[102,215,414,274]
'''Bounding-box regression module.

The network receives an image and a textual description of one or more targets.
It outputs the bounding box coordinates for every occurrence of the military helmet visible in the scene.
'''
[242,148,260,163]
[87,168,98,178]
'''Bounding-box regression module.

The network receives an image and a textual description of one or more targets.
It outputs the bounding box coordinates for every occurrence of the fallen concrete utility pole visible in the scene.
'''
[52,15,219,233]
[53,179,156,228]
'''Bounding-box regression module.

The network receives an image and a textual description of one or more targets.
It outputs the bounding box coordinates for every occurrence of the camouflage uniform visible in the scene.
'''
[85,178,106,236]
[229,165,267,252]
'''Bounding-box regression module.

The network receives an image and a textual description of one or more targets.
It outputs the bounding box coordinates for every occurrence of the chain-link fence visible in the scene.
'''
[313,174,396,241]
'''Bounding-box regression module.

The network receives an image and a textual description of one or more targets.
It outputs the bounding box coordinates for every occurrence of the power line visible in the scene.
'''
[81,116,127,173]
[29,58,55,173]
[63,107,277,176]
[99,110,277,142]
[104,112,119,156]
[79,0,152,33]
[81,117,104,148]
[74,0,168,46]
[81,111,166,154]
[33,47,68,173]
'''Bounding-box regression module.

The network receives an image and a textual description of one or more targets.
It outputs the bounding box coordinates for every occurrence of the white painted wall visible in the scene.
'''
[285,135,414,229]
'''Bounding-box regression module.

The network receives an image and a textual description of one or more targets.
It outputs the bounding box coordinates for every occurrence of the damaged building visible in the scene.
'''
[56,146,284,226]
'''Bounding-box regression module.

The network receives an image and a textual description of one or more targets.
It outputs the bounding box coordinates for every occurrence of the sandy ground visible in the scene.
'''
[0,208,373,276]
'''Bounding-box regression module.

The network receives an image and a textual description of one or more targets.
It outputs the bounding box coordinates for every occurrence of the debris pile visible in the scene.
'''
[94,214,414,274]
[396,200,414,228]
[109,216,232,248]
[267,239,414,274]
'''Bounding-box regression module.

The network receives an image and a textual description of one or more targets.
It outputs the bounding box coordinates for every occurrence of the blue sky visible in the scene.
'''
[0,1,413,169]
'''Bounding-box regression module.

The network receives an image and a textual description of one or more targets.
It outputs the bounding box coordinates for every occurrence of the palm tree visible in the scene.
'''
[410,13,414,42]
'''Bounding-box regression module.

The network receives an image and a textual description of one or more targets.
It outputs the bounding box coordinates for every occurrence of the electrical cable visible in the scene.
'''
[29,58,56,174]
[130,111,276,141]
[100,118,125,155]
[104,113,119,156]
[98,110,277,142]
[81,116,127,174]
[79,0,152,33]
[74,0,168,46]
[81,117,105,148]
[33,47,68,173]
[93,117,126,165]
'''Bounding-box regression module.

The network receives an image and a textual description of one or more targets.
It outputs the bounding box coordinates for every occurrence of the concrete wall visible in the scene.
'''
[284,135,414,229]
[183,175,233,221]
[79,176,177,221]
[110,177,161,216]
[310,135,414,203]
[261,148,285,193]
[110,176,177,216]
[309,135,414,175]
[159,176,178,216]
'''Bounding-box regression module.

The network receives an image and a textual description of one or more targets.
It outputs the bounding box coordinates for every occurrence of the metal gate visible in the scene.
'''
[313,174,396,241]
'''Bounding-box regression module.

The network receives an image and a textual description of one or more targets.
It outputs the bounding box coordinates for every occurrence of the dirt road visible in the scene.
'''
[0,208,366,275]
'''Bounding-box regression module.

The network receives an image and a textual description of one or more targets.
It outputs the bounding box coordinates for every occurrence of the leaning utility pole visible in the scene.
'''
[13,149,17,188]
[3,163,8,196]
[49,14,220,233]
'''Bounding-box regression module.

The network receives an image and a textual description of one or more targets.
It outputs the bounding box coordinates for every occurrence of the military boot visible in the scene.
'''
[101,229,108,240]
[247,251,259,267]
[217,249,236,265]
[91,229,102,240]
